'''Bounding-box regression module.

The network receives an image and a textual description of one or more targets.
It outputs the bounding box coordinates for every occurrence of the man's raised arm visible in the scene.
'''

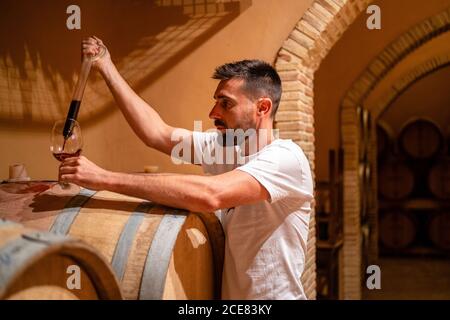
[83,36,193,159]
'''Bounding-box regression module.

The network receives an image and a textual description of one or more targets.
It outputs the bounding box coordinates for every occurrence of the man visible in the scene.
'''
[60,36,314,299]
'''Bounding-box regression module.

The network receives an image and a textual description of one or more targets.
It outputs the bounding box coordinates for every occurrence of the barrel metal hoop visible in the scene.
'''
[0,231,67,297]
[111,201,155,281]
[22,231,70,245]
[50,188,96,235]
[139,210,187,300]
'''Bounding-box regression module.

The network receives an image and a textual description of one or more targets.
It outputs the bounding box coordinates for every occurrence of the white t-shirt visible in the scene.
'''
[192,131,313,300]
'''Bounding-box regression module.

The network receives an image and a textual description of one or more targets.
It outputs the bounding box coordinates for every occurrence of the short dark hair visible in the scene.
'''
[212,60,282,117]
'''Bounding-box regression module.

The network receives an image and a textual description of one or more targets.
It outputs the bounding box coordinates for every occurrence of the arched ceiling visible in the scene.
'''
[365,31,450,119]
[314,0,450,181]
[379,65,450,137]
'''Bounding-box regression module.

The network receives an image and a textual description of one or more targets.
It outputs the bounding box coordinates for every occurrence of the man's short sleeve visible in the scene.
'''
[236,142,313,204]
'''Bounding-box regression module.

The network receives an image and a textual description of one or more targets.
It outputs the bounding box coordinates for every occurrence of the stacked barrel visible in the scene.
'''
[0,182,224,300]
[357,108,375,277]
[377,118,450,255]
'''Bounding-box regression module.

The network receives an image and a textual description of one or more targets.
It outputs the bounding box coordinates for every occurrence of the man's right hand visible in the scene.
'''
[82,36,112,73]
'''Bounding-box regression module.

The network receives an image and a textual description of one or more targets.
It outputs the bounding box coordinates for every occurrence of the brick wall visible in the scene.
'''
[275,0,372,300]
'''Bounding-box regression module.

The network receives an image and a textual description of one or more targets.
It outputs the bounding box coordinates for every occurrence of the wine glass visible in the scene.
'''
[50,119,83,189]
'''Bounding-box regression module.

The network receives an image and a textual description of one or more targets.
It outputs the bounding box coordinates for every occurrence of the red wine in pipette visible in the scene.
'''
[61,44,104,145]
[61,100,81,150]
[53,149,82,162]
[63,100,81,139]
[61,56,92,141]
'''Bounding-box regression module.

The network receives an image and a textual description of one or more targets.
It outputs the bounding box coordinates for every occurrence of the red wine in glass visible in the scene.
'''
[51,119,83,189]
[52,148,82,162]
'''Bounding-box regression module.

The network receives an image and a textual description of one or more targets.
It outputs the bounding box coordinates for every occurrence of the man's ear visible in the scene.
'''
[257,98,272,117]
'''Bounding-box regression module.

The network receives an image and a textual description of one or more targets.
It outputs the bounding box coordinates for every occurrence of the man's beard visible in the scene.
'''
[218,127,257,147]
[218,130,241,147]
[214,119,258,147]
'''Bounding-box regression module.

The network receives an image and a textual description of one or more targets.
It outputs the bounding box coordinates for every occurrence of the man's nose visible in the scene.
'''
[209,104,221,120]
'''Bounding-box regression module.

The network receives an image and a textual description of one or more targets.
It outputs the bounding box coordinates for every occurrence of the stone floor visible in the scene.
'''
[362,256,450,300]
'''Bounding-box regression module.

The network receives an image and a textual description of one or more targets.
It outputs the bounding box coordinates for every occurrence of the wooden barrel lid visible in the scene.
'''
[358,108,372,161]
[0,220,122,300]
[359,163,372,220]
[376,122,394,158]
[427,212,450,250]
[399,119,443,159]
[378,160,414,199]
[379,211,416,250]
[7,286,80,300]
[428,158,450,199]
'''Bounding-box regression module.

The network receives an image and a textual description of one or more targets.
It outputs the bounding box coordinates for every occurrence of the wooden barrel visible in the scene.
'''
[427,212,450,250]
[0,182,224,300]
[428,158,450,199]
[379,211,416,250]
[0,219,122,300]
[399,119,443,159]
[378,160,414,199]
[359,162,372,220]
[361,223,370,269]
[358,108,372,161]
[376,122,394,158]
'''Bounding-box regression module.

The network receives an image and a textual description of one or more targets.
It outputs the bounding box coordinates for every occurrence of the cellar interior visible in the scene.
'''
[314,0,450,299]
[367,66,450,299]
[1,0,450,300]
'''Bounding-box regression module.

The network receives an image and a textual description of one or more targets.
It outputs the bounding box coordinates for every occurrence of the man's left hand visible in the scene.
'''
[59,156,110,190]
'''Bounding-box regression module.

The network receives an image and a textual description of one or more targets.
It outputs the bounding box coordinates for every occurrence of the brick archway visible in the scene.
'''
[274,0,373,299]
